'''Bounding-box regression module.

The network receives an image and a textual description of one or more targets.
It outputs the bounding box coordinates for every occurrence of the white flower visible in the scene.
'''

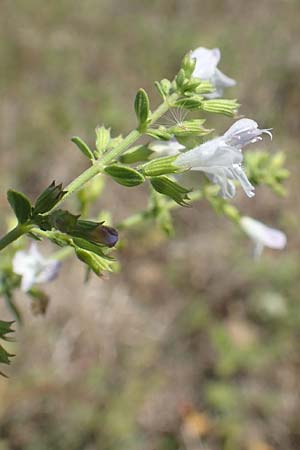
[149,138,185,157]
[191,47,236,98]
[13,243,61,292]
[240,216,287,258]
[175,118,272,199]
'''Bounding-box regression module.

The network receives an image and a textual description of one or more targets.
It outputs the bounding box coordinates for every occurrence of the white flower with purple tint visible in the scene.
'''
[191,47,236,98]
[240,216,287,258]
[175,118,271,199]
[13,243,61,292]
[223,118,272,148]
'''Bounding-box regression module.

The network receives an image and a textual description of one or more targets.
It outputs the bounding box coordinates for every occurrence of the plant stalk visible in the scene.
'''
[0,224,32,251]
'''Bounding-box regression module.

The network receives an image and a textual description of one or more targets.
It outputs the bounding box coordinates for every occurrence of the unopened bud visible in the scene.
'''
[34,181,67,215]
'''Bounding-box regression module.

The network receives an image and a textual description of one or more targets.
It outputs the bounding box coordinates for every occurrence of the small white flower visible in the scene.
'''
[240,216,287,258]
[13,243,61,292]
[149,138,185,157]
[175,118,271,199]
[191,47,236,98]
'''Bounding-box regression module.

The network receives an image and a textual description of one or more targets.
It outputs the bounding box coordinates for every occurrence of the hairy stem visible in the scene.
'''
[0,224,32,251]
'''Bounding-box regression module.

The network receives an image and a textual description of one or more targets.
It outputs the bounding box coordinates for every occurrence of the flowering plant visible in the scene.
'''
[0,47,288,375]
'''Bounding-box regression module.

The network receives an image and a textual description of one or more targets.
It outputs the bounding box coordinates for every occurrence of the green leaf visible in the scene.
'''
[104,164,145,187]
[120,145,153,164]
[0,320,14,339]
[7,189,32,223]
[134,88,150,128]
[71,136,94,161]
[0,320,15,377]
[151,176,191,206]
[0,344,13,365]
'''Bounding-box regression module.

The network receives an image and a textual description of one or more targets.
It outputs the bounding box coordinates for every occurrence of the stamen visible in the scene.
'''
[263,128,273,140]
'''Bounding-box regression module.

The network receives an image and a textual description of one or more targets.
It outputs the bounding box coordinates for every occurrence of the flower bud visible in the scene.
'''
[154,79,172,99]
[95,125,111,156]
[150,176,191,206]
[34,181,67,215]
[140,155,182,177]
[104,164,145,187]
[75,248,114,275]
[49,209,79,233]
[88,224,119,248]
[134,88,150,130]
[181,52,196,78]
[201,99,239,117]
[175,68,186,89]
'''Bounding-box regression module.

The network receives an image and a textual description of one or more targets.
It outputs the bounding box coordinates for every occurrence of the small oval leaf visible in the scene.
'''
[71,136,94,160]
[7,190,32,223]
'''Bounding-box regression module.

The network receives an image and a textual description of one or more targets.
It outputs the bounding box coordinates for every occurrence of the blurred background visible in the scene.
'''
[0,0,300,449]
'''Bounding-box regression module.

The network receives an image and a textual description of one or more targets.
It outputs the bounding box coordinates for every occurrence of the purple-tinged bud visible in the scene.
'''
[90,225,119,248]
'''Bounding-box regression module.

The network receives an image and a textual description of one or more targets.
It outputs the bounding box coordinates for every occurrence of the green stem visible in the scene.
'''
[58,163,101,204]
[100,129,141,165]
[0,224,32,251]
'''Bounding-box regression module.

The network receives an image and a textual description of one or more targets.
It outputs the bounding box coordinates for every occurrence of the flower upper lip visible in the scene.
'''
[190,46,236,98]
[223,118,272,148]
